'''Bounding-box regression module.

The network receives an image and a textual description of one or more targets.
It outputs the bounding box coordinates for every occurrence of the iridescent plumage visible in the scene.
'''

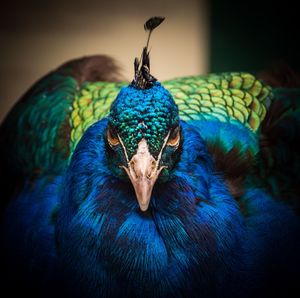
[0,17,300,298]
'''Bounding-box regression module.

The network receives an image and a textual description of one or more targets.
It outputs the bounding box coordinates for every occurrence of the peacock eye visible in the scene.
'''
[167,126,180,147]
[107,127,120,147]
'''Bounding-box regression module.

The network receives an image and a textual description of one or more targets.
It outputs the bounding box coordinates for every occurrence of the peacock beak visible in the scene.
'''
[121,138,166,211]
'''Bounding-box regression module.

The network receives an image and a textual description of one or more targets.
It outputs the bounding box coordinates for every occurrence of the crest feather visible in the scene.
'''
[132,16,165,89]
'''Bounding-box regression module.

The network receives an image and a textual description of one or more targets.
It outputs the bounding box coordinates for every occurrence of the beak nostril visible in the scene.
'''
[151,160,156,171]
[130,160,136,167]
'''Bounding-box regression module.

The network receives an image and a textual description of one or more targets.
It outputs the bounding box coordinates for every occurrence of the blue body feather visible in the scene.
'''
[2,116,298,297]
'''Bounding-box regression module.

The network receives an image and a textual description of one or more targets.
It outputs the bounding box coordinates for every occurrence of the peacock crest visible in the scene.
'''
[131,16,165,89]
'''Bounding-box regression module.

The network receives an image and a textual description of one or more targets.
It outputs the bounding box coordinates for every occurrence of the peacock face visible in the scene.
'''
[106,82,182,211]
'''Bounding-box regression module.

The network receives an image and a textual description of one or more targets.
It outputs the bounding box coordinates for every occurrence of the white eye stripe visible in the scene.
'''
[117,134,130,164]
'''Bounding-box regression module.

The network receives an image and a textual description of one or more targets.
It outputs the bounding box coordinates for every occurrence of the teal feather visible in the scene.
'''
[109,82,179,157]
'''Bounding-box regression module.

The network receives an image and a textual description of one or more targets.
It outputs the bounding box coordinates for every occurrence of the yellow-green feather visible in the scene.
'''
[69,72,272,156]
[163,72,272,132]
[2,71,272,179]
[70,82,126,153]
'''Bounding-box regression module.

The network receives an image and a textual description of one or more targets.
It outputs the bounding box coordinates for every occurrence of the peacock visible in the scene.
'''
[0,17,300,298]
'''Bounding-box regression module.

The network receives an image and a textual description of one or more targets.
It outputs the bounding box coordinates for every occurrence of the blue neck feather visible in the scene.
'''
[56,118,246,297]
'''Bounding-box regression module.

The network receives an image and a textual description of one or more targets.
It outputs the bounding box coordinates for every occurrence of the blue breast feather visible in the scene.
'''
[1,118,299,297]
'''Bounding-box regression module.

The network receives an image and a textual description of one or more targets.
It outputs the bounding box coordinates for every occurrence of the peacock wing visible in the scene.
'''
[0,55,122,206]
[163,73,273,199]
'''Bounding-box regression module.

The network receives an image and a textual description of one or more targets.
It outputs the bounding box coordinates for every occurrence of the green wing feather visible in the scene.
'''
[69,72,272,155]
[1,72,76,177]
[70,81,126,153]
[0,56,121,207]
[0,58,273,194]
[164,73,272,131]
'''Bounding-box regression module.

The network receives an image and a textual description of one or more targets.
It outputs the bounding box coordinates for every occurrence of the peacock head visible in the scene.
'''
[105,17,183,211]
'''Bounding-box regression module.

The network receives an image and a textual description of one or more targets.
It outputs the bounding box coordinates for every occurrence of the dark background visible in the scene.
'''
[210,0,300,73]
